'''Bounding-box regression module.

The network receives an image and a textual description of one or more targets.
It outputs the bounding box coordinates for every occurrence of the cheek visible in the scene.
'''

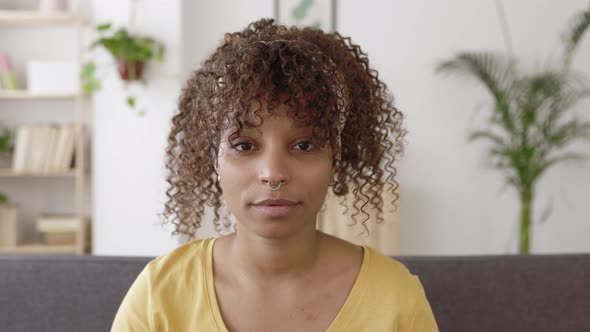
[303,161,333,185]
[285,155,333,212]
[218,157,248,198]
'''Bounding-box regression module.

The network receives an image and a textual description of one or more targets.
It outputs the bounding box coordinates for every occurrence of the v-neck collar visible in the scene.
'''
[204,237,371,332]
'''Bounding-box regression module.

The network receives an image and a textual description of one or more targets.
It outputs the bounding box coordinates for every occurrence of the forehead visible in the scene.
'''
[238,114,312,134]
[240,100,313,129]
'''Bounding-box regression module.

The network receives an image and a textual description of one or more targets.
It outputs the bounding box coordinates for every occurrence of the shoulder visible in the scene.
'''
[111,240,218,330]
[362,246,428,307]
[143,237,212,283]
[352,247,439,331]
[364,246,415,280]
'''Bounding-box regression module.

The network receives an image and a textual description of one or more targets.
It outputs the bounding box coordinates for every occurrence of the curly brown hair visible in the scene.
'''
[161,18,406,239]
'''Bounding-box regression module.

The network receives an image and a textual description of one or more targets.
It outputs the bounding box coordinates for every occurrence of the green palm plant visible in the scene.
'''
[436,5,590,254]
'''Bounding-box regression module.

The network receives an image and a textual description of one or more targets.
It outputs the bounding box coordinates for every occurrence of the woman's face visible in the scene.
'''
[217,101,334,239]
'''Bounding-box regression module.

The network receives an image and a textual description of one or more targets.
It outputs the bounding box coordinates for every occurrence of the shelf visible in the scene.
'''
[0,243,78,254]
[0,10,82,26]
[0,8,91,256]
[0,168,77,177]
[0,90,82,100]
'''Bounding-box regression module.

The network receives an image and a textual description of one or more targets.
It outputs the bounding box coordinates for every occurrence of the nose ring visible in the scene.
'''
[267,181,282,191]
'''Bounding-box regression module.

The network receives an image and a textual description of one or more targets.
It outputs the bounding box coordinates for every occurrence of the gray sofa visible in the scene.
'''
[1,253,588,332]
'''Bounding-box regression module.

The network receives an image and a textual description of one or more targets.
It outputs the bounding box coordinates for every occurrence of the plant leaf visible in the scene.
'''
[91,27,165,63]
[127,96,136,108]
[81,62,101,94]
[468,129,508,146]
[536,152,589,178]
[96,22,112,31]
[562,5,590,68]
[436,52,518,137]
[0,129,13,153]
[538,197,554,224]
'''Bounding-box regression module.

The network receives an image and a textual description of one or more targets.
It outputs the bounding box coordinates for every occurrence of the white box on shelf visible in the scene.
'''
[26,60,79,94]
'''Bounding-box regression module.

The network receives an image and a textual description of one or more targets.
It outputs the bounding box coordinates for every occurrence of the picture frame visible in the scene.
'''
[274,0,337,32]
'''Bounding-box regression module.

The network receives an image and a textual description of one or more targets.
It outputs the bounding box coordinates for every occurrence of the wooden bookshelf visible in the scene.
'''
[0,211,88,254]
[0,10,90,255]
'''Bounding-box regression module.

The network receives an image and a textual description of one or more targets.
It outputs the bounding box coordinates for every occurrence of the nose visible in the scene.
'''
[258,147,291,188]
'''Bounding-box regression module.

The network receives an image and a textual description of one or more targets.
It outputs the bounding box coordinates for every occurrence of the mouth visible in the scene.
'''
[252,199,300,218]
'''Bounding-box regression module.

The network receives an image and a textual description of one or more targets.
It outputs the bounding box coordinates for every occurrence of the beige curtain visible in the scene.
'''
[316,185,399,256]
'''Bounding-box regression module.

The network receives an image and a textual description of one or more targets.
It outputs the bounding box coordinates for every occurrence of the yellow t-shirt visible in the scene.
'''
[111,238,439,331]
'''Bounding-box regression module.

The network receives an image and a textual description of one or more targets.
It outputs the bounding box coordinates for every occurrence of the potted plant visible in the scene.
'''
[0,127,12,165]
[0,128,12,204]
[0,128,12,155]
[82,23,166,115]
[436,5,590,254]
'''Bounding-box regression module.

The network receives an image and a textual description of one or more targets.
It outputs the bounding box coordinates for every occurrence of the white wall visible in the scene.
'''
[181,0,274,83]
[91,0,182,256]
[91,0,590,256]
[339,0,590,255]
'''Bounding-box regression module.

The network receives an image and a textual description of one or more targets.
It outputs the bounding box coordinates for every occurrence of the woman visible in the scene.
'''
[112,18,439,331]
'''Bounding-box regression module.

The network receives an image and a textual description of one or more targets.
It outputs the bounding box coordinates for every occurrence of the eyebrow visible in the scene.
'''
[292,120,312,128]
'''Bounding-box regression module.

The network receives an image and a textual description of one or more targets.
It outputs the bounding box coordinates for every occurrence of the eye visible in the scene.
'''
[232,142,255,152]
[294,141,315,151]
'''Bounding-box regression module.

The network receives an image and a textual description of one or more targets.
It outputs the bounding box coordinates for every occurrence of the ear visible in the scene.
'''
[212,145,222,174]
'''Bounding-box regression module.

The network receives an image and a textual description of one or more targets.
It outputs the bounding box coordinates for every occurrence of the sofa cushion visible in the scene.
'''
[397,254,590,332]
[0,255,150,332]
[0,253,589,332]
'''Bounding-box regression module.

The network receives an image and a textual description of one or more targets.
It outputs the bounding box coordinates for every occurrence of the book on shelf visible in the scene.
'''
[11,123,76,173]
[0,204,18,247]
[36,213,81,233]
[0,53,19,90]
[43,232,77,246]
[36,214,81,246]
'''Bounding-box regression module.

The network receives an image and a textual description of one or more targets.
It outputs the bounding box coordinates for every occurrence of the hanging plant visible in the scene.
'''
[82,22,166,116]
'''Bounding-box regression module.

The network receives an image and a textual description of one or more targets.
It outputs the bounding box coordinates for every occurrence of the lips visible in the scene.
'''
[253,199,298,206]
[252,199,300,218]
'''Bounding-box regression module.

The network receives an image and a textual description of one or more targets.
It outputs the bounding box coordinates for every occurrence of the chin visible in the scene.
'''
[248,221,304,240]
[239,212,312,240]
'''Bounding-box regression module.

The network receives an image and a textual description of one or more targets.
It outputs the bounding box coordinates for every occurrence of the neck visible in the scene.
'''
[228,226,323,280]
